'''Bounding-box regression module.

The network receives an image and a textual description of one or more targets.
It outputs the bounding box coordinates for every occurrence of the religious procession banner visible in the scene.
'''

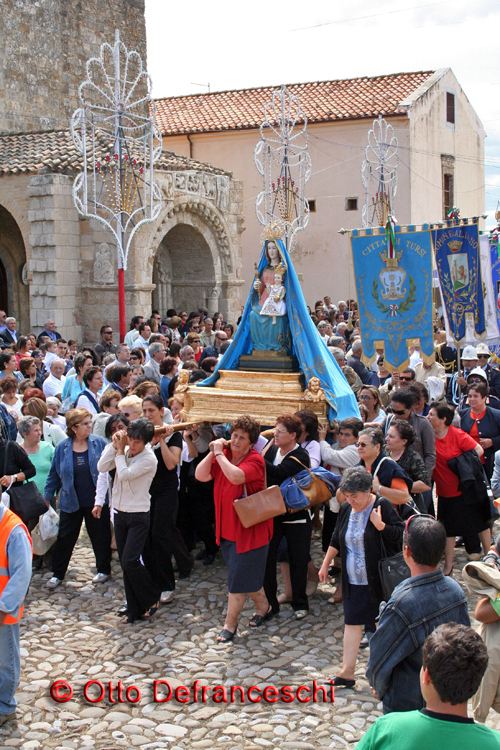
[480,234,500,345]
[351,225,433,372]
[433,220,485,345]
[488,234,500,341]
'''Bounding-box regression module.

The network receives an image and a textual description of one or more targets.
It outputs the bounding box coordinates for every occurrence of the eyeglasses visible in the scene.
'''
[399,376,413,382]
[274,429,289,435]
[129,356,139,361]
[104,330,113,335]
[391,408,409,416]
[191,339,200,343]
[477,354,490,359]
[359,395,374,401]
[356,441,370,448]
[468,378,483,384]
[404,513,436,547]
[191,326,200,330]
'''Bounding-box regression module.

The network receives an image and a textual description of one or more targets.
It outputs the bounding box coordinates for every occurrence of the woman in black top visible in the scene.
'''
[141,394,184,604]
[0,438,37,512]
[262,413,311,619]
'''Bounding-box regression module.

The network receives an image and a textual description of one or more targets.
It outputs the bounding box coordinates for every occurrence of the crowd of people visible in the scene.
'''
[1,302,500,745]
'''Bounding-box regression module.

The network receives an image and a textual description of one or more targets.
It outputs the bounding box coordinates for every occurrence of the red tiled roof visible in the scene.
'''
[154,71,436,136]
[0,129,228,176]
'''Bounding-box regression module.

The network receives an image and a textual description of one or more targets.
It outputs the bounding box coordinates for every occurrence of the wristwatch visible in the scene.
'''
[12,474,17,483]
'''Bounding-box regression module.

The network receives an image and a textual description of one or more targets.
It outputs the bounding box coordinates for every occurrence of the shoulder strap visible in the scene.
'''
[76,390,100,413]
[373,455,390,478]
[3,440,10,477]
[242,452,267,497]
[290,454,314,478]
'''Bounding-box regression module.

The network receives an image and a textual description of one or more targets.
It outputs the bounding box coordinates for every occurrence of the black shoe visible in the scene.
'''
[203,553,217,566]
[359,633,369,649]
[455,536,464,548]
[196,549,207,561]
[178,569,192,579]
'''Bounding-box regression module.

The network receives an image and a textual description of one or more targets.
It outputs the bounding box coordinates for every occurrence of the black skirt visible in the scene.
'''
[343,583,380,629]
[220,538,269,594]
[437,494,491,537]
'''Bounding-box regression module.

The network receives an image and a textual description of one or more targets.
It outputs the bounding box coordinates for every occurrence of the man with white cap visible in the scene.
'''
[450,345,478,406]
[475,342,500,399]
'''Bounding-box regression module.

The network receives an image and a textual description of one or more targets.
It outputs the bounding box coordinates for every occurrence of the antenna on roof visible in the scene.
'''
[191,82,210,93]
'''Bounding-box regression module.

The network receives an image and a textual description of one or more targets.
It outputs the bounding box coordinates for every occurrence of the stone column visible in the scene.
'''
[27,173,83,341]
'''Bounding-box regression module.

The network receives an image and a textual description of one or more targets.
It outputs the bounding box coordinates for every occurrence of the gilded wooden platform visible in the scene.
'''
[181,369,328,424]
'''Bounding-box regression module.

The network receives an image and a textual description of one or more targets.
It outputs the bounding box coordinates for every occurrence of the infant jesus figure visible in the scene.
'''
[260,265,286,325]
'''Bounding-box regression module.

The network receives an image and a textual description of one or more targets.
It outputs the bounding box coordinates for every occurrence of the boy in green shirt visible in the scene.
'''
[355,623,500,750]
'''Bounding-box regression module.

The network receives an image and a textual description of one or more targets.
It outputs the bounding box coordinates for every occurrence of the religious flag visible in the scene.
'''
[488,233,500,339]
[433,220,485,344]
[480,234,500,345]
[351,224,433,372]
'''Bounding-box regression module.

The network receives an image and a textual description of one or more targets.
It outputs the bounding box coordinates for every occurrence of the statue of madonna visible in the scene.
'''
[249,240,292,354]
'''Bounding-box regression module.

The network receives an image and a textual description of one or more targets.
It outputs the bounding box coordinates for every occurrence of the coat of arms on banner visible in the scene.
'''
[446,241,469,292]
[372,245,416,317]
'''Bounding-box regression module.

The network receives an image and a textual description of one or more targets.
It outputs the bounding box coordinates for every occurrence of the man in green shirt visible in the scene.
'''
[355,623,500,750]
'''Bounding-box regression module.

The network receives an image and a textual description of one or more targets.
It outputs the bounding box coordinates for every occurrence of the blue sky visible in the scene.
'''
[145,0,500,227]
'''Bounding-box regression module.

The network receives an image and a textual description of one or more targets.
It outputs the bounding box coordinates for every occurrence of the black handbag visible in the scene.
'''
[377,503,411,601]
[3,442,48,524]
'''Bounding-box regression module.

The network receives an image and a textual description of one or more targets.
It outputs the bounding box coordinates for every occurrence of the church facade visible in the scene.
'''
[0,0,245,342]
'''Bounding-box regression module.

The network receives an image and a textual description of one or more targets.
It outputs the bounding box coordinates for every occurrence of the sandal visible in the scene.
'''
[217,626,237,642]
[120,614,135,625]
[249,606,274,628]
[142,602,159,621]
[330,675,355,689]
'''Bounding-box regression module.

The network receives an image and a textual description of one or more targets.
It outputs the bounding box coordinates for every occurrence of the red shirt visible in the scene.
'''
[193,348,203,364]
[211,447,273,553]
[433,425,479,497]
[468,409,486,464]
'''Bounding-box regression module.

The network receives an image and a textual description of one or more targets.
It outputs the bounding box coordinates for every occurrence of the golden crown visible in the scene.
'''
[273,262,287,277]
[261,220,286,243]
[448,240,463,253]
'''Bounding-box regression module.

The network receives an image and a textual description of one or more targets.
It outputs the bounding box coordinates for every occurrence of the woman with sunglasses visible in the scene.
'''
[427,401,490,575]
[358,386,386,426]
[353,427,411,507]
[385,420,431,516]
[319,466,404,688]
[386,389,436,486]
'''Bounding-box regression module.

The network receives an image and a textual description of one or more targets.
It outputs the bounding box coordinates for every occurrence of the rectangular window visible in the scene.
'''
[345,197,358,211]
[308,200,316,212]
[444,174,454,217]
[446,92,455,124]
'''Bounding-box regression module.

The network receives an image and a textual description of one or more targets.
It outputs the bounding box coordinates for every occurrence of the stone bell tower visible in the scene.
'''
[0,0,147,135]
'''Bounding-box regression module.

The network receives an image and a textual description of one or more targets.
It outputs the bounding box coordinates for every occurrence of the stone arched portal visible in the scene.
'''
[0,204,29,333]
[153,223,218,315]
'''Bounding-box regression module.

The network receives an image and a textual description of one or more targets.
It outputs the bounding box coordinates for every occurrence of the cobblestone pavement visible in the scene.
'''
[2,532,500,750]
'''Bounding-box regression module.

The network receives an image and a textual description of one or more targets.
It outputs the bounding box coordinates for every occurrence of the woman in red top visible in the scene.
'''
[196,415,272,642]
[428,401,489,575]
[186,332,204,365]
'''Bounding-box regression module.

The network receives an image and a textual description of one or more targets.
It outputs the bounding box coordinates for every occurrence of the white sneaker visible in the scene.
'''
[92,573,110,584]
[295,609,308,620]
[160,590,174,604]
[467,552,482,561]
[46,577,61,590]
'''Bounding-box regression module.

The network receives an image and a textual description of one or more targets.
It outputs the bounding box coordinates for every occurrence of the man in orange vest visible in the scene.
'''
[0,502,32,726]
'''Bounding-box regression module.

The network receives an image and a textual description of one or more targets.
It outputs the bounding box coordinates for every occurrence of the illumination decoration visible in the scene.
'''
[361,115,398,228]
[70,30,162,340]
[254,85,311,251]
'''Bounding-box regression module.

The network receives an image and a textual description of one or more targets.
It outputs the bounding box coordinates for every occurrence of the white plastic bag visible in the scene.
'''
[39,506,59,540]
[31,524,53,555]
[1,491,10,509]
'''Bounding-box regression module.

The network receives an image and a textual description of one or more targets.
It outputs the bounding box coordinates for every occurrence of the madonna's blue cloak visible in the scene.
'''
[198,239,361,422]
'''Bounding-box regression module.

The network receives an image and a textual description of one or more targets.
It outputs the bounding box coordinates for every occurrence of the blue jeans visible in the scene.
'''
[0,622,20,715]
